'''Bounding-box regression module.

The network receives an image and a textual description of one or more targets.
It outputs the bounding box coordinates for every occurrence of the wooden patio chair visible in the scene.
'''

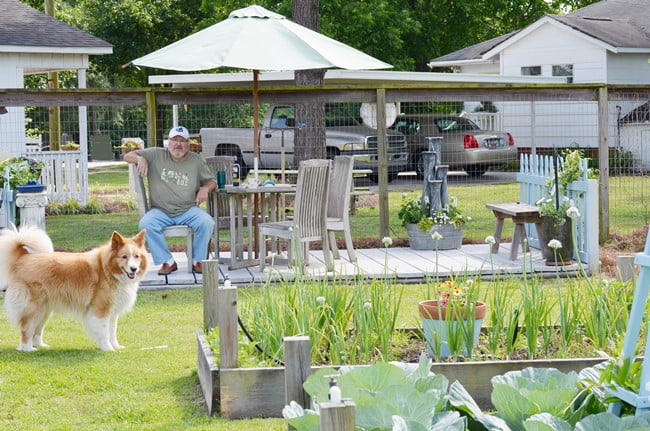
[205,155,236,260]
[130,164,194,273]
[259,159,333,272]
[326,155,356,261]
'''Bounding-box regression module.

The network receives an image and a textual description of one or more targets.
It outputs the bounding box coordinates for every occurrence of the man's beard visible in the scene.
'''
[169,148,187,159]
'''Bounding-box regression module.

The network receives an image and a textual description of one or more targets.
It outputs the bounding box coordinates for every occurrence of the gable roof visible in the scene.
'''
[0,0,112,54]
[620,101,650,124]
[429,0,650,66]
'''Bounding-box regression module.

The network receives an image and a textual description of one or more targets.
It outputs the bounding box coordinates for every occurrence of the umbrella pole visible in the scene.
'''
[253,69,260,183]
[253,70,260,259]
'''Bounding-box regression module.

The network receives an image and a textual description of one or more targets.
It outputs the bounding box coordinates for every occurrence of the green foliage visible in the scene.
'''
[0,156,43,189]
[398,194,471,231]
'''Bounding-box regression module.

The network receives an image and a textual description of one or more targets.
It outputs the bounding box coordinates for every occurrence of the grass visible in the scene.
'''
[0,288,286,430]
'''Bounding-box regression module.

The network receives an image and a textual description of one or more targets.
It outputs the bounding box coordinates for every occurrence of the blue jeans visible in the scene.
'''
[139,206,215,265]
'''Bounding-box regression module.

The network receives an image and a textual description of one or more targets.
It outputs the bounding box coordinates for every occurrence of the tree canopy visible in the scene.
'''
[19,0,600,87]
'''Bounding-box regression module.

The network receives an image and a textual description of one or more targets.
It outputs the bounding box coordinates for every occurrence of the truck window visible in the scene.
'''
[270,106,295,128]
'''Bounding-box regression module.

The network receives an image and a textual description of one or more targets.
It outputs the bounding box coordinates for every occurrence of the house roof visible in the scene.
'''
[429,0,650,66]
[620,101,650,124]
[0,0,112,54]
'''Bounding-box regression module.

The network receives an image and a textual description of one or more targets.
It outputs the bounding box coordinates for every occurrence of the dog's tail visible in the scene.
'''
[0,226,54,285]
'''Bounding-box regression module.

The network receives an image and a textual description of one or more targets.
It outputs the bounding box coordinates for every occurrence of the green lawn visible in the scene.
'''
[0,288,286,430]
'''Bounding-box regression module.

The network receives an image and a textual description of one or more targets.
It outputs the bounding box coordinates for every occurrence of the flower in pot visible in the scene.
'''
[398,194,470,250]
[536,195,576,265]
[188,138,202,153]
[61,141,80,151]
[418,278,486,359]
[534,149,592,265]
[117,140,142,154]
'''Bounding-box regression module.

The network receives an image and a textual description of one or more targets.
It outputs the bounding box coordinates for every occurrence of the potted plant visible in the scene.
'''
[535,149,591,265]
[0,156,44,189]
[116,139,142,154]
[398,194,470,250]
[61,141,80,151]
[188,138,202,153]
[418,278,486,359]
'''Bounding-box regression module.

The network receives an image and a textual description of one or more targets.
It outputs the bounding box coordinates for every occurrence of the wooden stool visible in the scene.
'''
[485,202,542,260]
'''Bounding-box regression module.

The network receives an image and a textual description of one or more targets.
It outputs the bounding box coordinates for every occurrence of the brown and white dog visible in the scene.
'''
[0,226,148,351]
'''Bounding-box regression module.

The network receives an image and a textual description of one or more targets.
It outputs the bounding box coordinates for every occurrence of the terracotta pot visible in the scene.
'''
[419,300,487,358]
[418,300,487,320]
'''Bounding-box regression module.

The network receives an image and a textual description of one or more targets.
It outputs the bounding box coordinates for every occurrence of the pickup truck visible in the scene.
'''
[200,104,409,182]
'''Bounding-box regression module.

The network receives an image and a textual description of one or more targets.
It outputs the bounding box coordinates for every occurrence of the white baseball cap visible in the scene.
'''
[168,126,189,140]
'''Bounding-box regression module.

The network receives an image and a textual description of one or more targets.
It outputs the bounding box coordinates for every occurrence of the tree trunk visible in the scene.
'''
[293,0,327,164]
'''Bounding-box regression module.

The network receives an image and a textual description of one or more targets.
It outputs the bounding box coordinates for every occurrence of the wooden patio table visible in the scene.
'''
[218,184,295,270]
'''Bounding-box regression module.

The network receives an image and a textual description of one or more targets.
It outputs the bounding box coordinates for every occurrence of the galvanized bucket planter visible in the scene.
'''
[405,223,462,250]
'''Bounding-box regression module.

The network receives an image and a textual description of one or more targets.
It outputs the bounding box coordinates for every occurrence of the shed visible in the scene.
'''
[0,0,112,158]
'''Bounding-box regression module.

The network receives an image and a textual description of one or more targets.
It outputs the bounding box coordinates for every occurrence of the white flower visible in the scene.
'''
[566,206,580,219]
[316,296,326,305]
[431,231,443,241]
[449,196,458,206]
[363,302,372,310]
[282,401,304,419]
[485,235,496,245]
[548,239,562,249]
[382,236,393,247]
[391,415,409,431]
[401,192,408,197]
[466,216,472,221]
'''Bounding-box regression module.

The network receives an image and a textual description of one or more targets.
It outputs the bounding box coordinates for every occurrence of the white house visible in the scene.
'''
[0,0,112,158]
[428,0,650,162]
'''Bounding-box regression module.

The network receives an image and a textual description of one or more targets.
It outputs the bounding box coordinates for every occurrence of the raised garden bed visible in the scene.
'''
[196,331,604,419]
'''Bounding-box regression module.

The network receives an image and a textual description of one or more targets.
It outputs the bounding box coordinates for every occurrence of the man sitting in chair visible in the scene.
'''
[124,126,216,275]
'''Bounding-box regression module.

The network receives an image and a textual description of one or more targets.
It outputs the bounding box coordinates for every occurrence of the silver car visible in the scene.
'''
[391,113,518,176]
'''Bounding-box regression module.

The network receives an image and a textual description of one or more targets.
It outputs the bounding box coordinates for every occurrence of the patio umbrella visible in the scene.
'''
[129,4,392,178]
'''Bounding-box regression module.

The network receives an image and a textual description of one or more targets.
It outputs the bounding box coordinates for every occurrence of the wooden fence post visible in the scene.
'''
[202,260,219,330]
[320,401,356,431]
[617,255,637,283]
[217,279,238,369]
[284,336,311,431]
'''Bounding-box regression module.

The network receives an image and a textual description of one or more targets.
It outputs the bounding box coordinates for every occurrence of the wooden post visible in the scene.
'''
[202,260,219,330]
[284,336,311,430]
[617,255,637,283]
[376,89,389,239]
[217,280,238,368]
[146,90,157,148]
[598,85,609,244]
[320,401,356,431]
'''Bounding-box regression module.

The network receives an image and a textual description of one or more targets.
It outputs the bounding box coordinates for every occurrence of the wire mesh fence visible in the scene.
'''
[1,84,649,237]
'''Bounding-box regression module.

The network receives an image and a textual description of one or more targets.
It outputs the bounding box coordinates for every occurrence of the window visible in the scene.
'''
[553,64,573,83]
[521,66,541,76]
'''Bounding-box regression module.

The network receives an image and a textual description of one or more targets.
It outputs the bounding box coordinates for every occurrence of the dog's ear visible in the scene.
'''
[111,231,126,249]
[133,230,146,247]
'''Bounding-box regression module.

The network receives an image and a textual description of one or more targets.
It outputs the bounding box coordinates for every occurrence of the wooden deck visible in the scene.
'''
[139,242,582,289]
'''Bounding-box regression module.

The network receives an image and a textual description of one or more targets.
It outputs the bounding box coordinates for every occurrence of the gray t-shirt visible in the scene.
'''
[136,148,214,217]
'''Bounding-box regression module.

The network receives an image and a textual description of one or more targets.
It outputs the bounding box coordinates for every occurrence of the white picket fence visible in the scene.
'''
[517,153,599,273]
[22,151,88,204]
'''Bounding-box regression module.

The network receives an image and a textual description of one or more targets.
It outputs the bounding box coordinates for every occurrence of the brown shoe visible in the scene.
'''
[158,261,178,275]
[192,262,202,274]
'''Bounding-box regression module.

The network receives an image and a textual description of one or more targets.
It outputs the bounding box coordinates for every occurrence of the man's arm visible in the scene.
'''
[124,151,148,176]
[196,179,217,205]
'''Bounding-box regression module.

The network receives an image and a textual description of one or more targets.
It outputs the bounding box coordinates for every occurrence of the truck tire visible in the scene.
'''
[326,148,340,160]
[368,172,398,183]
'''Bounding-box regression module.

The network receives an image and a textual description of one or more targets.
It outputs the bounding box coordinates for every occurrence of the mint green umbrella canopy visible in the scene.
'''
[130,4,391,172]
[130,5,392,72]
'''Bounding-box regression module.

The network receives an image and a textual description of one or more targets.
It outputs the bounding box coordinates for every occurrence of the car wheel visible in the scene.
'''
[464,164,488,177]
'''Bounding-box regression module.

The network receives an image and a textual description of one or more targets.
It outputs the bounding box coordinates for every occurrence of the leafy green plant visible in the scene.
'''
[0,156,43,189]
[398,193,471,232]
[284,355,466,431]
